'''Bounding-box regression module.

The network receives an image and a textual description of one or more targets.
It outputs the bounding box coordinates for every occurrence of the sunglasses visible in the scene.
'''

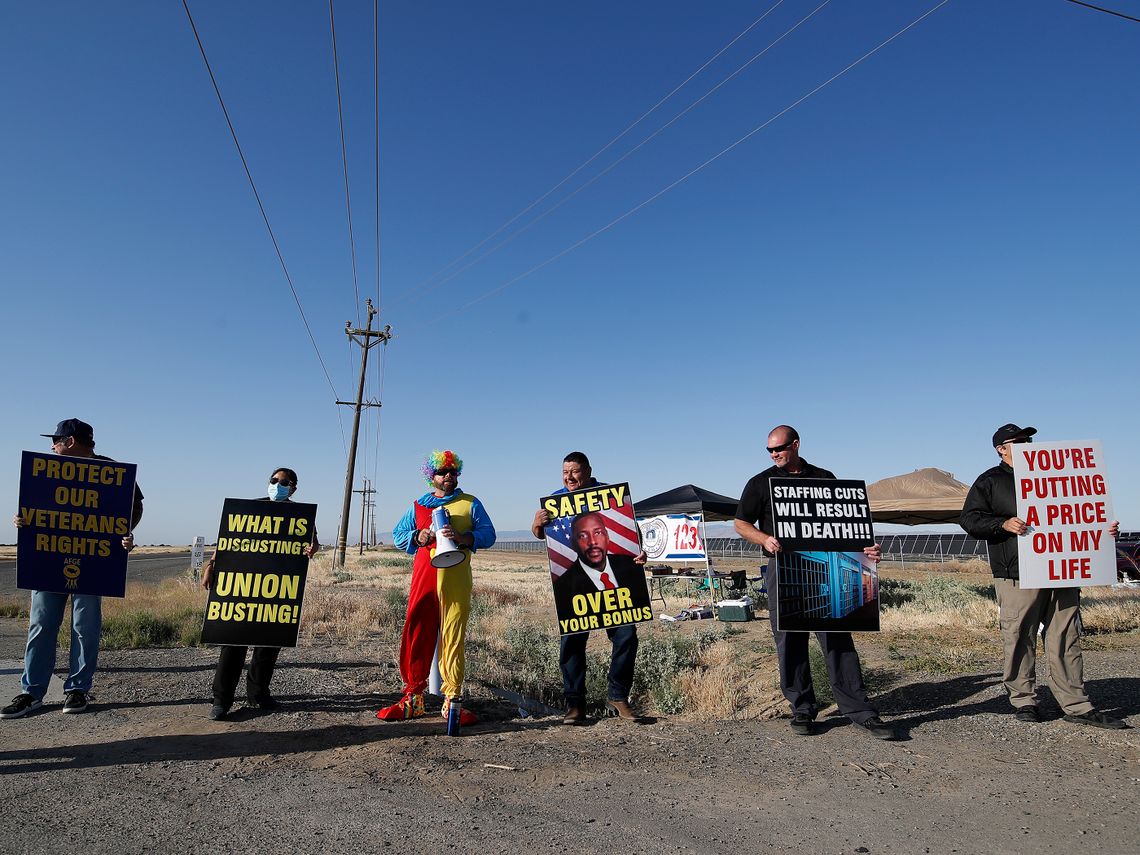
[766,440,796,454]
[434,468,459,476]
[270,476,296,487]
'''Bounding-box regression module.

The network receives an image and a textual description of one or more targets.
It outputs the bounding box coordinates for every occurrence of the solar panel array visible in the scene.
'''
[491,534,992,560]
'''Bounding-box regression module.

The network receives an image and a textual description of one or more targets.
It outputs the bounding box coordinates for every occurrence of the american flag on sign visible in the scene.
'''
[544,484,640,578]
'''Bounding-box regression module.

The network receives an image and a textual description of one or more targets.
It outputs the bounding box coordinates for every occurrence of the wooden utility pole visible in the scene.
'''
[354,478,375,555]
[334,298,390,567]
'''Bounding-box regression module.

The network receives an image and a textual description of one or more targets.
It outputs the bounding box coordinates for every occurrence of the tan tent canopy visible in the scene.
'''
[867,467,971,525]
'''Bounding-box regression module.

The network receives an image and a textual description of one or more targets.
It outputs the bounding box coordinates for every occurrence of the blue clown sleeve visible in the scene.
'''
[468,497,496,552]
[392,505,419,555]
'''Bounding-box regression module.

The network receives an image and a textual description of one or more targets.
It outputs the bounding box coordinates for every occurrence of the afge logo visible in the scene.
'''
[639,518,669,560]
[63,560,81,590]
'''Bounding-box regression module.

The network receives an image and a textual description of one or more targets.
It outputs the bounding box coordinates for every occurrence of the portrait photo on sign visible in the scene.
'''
[774,550,880,633]
[538,482,653,636]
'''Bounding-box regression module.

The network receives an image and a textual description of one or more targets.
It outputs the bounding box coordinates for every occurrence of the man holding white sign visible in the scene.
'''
[960,423,1126,730]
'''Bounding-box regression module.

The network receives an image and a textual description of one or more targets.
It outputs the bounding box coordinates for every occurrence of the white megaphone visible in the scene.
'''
[430,507,465,569]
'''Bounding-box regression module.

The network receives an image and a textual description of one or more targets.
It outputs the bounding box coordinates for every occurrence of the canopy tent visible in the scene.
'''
[634,484,740,522]
[867,468,971,525]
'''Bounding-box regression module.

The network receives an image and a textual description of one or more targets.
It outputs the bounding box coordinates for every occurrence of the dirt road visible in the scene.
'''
[1,631,1136,855]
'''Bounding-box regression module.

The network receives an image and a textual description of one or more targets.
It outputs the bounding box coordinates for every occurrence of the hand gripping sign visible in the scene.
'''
[201,498,317,647]
[538,482,653,636]
[1013,440,1116,588]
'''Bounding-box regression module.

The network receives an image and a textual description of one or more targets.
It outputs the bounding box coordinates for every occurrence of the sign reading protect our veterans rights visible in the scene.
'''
[1013,440,1116,588]
[201,498,317,647]
[16,451,138,597]
[539,482,653,636]
[769,478,875,552]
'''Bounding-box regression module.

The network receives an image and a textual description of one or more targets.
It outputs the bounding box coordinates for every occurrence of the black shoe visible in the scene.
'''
[852,716,896,740]
[209,702,231,721]
[1014,705,1041,723]
[1063,709,1128,730]
[62,691,89,714]
[789,713,815,736]
[247,696,280,711]
[1,693,43,719]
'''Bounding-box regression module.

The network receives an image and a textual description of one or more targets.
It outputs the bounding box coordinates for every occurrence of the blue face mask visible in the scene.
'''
[268,483,291,501]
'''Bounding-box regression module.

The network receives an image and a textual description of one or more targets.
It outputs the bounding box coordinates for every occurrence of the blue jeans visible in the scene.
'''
[560,624,638,706]
[21,591,102,699]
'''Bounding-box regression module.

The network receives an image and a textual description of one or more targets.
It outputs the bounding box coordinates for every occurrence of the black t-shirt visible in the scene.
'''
[735,459,836,554]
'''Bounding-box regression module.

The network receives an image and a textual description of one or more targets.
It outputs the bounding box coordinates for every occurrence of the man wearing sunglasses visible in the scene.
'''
[3,419,143,719]
[378,450,496,727]
[961,424,1125,729]
[734,425,894,739]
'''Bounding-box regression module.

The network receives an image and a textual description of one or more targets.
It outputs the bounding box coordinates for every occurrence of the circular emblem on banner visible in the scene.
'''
[63,561,81,589]
[640,518,669,560]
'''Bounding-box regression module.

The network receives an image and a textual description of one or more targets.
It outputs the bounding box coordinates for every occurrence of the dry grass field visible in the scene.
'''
[2,547,1138,720]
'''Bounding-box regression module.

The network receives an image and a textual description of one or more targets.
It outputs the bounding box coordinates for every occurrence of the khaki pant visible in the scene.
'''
[993,578,1093,715]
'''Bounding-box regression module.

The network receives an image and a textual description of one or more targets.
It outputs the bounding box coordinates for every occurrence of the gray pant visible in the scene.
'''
[993,578,1093,715]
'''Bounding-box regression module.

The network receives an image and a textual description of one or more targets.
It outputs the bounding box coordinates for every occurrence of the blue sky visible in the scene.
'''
[2,1,1137,545]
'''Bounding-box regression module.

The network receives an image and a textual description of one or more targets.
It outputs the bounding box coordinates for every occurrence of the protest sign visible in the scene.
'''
[1013,440,1115,588]
[16,451,138,597]
[769,478,874,551]
[637,513,706,562]
[770,477,879,632]
[539,482,653,635]
[201,498,317,647]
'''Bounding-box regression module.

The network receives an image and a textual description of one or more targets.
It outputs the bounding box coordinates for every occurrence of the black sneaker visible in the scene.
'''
[209,702,231,721]
[62,690,89,714]
[1014,705,1041,723]
[1062,709,1128,730]
[789,713,815,736]
[852,716,896,740]
[1,693,43,719]
[247,696,280,711]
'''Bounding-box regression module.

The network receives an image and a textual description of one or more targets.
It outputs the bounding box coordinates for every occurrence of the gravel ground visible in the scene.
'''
[0,623,1137,855]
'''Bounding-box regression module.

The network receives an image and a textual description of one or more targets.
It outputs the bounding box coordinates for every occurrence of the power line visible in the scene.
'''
[374,0,384,315]
[397,0,834,310]
[390,0,790,306]
[424,0,953,323]
[181,0,345,418]
[329,0,363,326]
[1063,0,1140,23]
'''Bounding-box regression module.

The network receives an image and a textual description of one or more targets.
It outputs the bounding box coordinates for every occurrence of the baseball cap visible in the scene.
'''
[992,423,1036,448]
[41,418,95,445]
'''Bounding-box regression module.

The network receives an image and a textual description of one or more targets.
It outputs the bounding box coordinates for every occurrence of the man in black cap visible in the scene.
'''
[734,425,895,740]
[961,423,1125,729]
[2,419,143,719]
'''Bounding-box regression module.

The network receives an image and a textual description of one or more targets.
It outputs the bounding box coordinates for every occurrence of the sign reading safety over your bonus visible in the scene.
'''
[201,498,317,648]
[539,482,653,636]
[16,451,138,597]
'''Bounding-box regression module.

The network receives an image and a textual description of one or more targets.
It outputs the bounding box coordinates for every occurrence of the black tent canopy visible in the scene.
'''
[634,484,740,521]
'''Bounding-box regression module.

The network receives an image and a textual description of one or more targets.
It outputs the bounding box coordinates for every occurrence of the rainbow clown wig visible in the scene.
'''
[421,450,463,484]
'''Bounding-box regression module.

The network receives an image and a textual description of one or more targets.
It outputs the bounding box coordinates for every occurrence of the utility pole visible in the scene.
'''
[334,298,391,567]
[355,477,375,555]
